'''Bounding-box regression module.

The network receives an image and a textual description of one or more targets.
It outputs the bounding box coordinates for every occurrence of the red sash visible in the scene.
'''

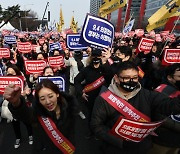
[100,90,150,122]
[138,66,145,78]
[38,116,75,154]
[83,76,105,93]
[155,84,180,98]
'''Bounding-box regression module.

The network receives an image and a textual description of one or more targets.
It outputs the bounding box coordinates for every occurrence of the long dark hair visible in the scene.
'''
[6,64,22,76]
[34,79,62,116]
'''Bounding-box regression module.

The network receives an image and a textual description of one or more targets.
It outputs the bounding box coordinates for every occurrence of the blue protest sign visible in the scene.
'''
[79,14,114,49]
[66,34,88,50]
[49,42,62,51]
[4,35,16,44]
[38,76,65,92]
[171,115,180,122]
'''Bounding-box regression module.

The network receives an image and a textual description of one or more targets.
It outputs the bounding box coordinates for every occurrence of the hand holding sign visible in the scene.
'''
[3,84,21,107]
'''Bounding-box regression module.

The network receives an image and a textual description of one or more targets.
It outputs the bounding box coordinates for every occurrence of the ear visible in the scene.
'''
[57,94,59,98]
[123,56,130,62]
[114,74,120,84]
[167,75,174,83]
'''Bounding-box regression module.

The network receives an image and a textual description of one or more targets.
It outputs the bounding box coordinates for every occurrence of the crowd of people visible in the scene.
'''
[0,30,180,154]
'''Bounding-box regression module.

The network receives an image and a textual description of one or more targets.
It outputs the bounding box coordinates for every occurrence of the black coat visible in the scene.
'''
[90,86,180,154]
[153,82,180,148]
[8,93,79,154]
[74,64,110,107]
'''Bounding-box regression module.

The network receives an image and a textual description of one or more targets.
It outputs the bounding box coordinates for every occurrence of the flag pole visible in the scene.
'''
[160,15,180,56]
[122,0,129,30]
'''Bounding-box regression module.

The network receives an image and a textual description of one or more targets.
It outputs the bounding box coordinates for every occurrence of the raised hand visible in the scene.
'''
[3,84,21,107]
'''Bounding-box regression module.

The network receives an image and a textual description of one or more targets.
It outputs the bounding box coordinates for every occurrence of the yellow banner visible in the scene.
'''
[148,0,180,25]
[70,16,77,33]
[146,11,180,32]
[60,8,64,27]
[99,0,127,18]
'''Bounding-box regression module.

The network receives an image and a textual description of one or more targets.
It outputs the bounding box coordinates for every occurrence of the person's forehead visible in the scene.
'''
[39,87,54,95]
[46,68,53,72]
[115,49,121,53]
[120,69,138,76]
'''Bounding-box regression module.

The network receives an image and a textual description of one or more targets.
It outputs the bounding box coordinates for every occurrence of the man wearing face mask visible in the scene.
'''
[150,63,180,154]
[74,48,109,139]
[91,61,180,154]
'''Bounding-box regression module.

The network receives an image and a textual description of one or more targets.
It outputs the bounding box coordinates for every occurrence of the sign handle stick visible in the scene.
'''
[159,15,180,56]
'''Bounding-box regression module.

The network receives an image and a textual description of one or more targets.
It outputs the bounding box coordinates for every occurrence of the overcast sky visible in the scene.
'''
[1,0,90,28]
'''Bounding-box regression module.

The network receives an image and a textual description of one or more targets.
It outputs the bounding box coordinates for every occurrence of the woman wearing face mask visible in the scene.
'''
[43,66,54,77]
[3,64,33,149]
[74,48,109,139]
[4,79,79,154]
[91,61,180,154]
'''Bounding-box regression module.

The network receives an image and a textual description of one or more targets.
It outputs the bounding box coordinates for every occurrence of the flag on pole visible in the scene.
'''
[70,16,78,33]
[58,7,64,32]
[146,11,180,32]
[146,0,180,32]
[99,0,127,18]
[148,0,180,25]
[123,19,135,34]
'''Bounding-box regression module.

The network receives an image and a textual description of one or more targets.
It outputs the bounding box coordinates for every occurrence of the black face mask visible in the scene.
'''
[113,56,122,64]
[175,80,180,90]
[47,74,53,77]
[119,81,138,92]
[92,57,101,64]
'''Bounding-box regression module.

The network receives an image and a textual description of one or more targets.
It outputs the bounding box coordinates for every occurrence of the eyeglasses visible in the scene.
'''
[115,53,123,56]
[118,76,139,82]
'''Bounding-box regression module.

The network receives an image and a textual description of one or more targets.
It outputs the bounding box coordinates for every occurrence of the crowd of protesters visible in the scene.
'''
[0,29,180,154]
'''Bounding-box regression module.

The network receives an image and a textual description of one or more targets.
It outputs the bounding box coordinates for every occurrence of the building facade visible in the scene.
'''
[98,0,180,32]
[90,0,103,15]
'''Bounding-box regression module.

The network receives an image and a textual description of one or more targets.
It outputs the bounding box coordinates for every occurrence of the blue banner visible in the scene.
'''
[4,35,16,44]
[38,76,65,92]
[79,14,114,49]
[49,42,62,51]
[66,34,88,50]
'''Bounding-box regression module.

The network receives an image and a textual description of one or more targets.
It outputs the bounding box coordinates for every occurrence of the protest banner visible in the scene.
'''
[171,115,180,122]
[66,34,88,50]
[0,76,24,94]
[79,14,114,49]
[49,42,62,52]
[17,42,32,53]
[4,35,16,44]
[162,49,180,65]
[48,55,65,68]
[1,30,10,36]
[135,29,144,37]
[137,38,155,53]
[0,48,10,58]
[24,60,47,74]
[110,117,164,142]
[99,0,127,17]
[38,76,65,92]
